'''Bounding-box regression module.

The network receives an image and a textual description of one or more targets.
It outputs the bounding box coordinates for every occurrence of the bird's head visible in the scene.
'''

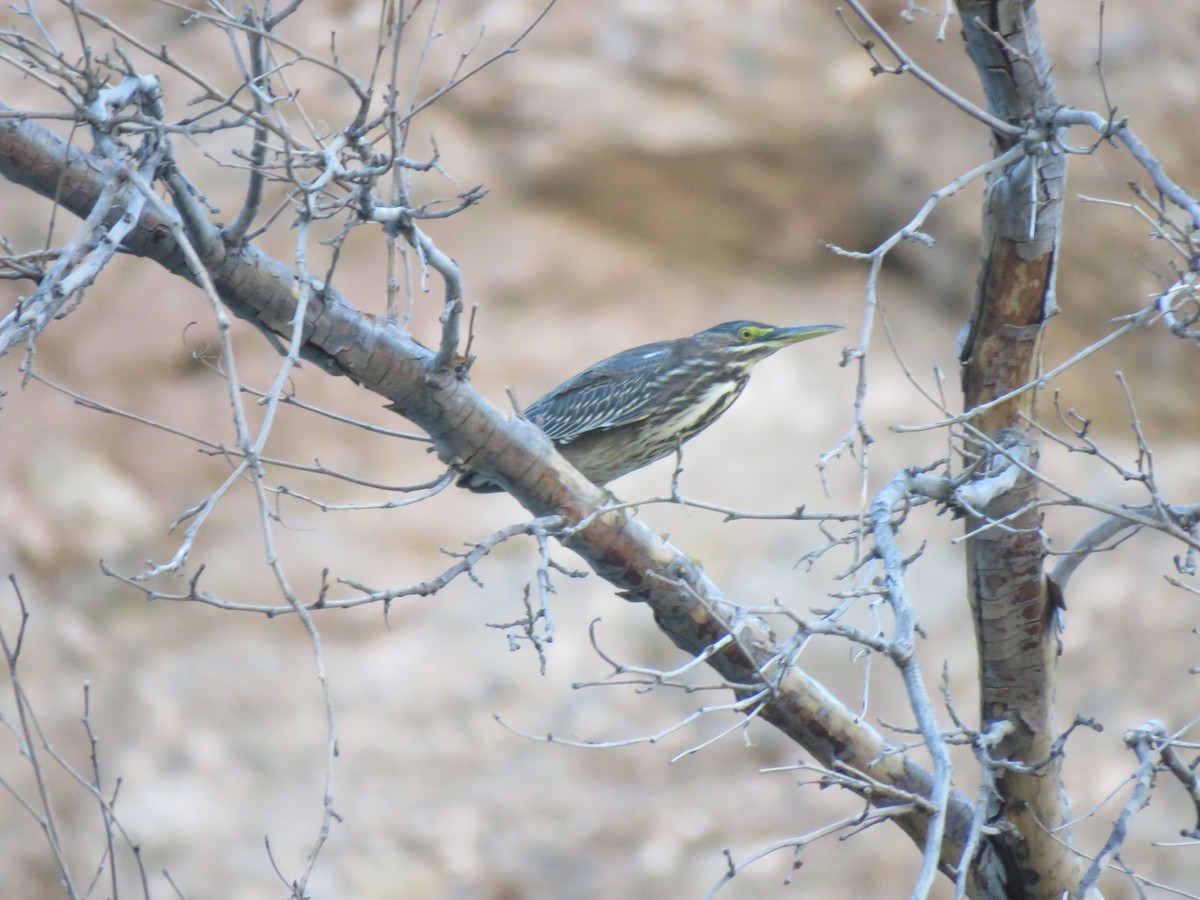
[695,320,845,366]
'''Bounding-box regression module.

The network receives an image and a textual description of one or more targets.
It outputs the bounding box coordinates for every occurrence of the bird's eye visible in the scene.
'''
[738,327,754,341]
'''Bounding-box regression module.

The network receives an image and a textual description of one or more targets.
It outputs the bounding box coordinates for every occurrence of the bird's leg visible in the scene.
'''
[670,438,687,502]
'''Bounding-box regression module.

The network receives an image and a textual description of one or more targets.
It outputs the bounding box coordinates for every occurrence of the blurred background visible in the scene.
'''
[1,1,1197,897]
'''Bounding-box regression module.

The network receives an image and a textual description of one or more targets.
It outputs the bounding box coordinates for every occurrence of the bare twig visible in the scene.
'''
[838,0,1022,138]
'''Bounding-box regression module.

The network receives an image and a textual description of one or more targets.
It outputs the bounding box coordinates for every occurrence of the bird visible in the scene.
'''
[458,320,844,493]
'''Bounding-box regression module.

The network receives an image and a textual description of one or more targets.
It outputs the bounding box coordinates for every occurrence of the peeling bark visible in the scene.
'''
[954,2,1092,895]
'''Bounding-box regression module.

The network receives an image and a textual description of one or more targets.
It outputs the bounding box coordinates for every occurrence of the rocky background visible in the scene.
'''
[1,1,1197,897]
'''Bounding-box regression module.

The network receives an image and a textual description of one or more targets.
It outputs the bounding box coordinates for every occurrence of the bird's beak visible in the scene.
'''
[764,324,845,346]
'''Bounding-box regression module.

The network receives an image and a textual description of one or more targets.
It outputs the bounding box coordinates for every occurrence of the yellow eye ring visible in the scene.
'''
[738,327,754,341]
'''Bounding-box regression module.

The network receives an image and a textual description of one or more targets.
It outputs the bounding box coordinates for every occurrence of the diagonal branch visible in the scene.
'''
[0,105,993,887]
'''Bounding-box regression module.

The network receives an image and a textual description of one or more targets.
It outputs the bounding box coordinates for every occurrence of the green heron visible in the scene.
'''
[459,320,844,493]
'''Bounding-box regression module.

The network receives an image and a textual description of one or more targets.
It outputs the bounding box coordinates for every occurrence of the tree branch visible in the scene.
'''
[0,105,984,884]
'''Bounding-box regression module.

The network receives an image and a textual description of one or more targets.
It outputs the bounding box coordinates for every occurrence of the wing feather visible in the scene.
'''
[525,341,674,444]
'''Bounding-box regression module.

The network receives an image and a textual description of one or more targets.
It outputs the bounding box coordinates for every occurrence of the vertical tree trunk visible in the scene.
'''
[955,2,1090,895]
